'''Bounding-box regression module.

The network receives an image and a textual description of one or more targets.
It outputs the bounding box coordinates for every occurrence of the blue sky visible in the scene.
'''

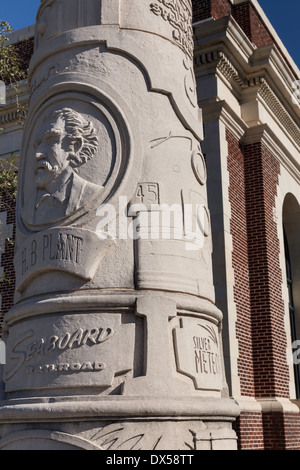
[259,0,300,68]
[1,0,40,31]
[0,0,299,68]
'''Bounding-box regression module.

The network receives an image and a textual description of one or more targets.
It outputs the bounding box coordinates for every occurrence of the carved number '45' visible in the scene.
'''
[136,183,159,204]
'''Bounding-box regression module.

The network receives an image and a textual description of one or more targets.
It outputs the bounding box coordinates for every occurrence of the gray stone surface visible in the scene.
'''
[0,0,239,450]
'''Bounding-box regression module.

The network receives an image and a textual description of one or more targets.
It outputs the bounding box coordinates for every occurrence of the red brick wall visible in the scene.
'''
[192,0,274,48]
[211,0,231,20]
[262,413,300,450]
[232,3,251,40]
[193,0,213,22]
[192,0,231,22]
[226,129,255,397]
[226,131,296,449]
[233,411,264,450]
[233,409,300,450]
[243,142,289,398]
[282,414,300,450]
[232,2,273,48]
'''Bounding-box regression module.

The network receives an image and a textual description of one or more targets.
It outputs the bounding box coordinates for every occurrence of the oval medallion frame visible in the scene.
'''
[17,80,142,234]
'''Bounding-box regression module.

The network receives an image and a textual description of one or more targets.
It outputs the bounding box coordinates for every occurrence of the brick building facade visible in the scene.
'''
[0,0,300,450]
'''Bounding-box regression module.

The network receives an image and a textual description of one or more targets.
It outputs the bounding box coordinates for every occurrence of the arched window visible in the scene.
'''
[284,227,300,397]
[283,194,300,399]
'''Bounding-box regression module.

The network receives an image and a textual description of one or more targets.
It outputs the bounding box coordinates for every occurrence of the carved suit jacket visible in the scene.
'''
[31,171,102,227]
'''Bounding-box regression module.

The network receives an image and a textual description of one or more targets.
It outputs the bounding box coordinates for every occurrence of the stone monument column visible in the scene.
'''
[0,0,239,450]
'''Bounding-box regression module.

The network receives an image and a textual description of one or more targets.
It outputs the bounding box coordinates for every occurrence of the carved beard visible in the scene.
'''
[35,161,59,189]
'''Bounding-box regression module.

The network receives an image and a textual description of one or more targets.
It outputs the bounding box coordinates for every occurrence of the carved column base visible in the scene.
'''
[0,291,239,450]
[0,401,239,450]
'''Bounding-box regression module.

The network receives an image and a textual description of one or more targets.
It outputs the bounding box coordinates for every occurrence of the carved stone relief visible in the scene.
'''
[191,148,207,186]
[183,56,198,108]
[4,312,136,393]
[150,0,194,59]
[14,227,110,293]
[20,98,118,230]
[173,317,223,391]
[88,420,198,450]
[0,421,237,450]
[0,0,239,451]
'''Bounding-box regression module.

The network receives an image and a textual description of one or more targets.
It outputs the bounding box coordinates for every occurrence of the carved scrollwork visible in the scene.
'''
[150,0,194,59]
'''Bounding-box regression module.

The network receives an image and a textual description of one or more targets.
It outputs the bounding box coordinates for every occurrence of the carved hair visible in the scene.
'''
[48,108,99,168]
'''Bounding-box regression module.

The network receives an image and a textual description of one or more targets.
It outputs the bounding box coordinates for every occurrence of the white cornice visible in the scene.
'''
[194,46,264,90]
[193,16,300,122]
[195,46,300,145]
[251,45,300,116]
[200,98,300,185]
[258,81,300,149]
[193,19,300,151]
[0,109,20,125]
[194,16,255,67]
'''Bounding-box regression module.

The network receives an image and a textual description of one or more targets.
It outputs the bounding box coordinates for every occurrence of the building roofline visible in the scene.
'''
[6,24,35,45]
[229,0,299,77]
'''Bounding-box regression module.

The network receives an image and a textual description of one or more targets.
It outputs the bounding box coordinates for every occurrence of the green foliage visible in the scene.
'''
[0,20,22,206]
[0,22,23,330]
[0,20,27,125]
[0,157,18,201]
[0,20,26,85]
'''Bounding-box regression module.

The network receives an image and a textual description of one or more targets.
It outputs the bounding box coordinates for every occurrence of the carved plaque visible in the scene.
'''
[173,317,223,391]
[4,312,135,392]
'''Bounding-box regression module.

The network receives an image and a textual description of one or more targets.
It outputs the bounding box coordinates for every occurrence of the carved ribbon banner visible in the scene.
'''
[14,227,110,292]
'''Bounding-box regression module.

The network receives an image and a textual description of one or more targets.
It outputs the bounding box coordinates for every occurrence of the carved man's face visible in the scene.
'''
[34,116,71,190]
